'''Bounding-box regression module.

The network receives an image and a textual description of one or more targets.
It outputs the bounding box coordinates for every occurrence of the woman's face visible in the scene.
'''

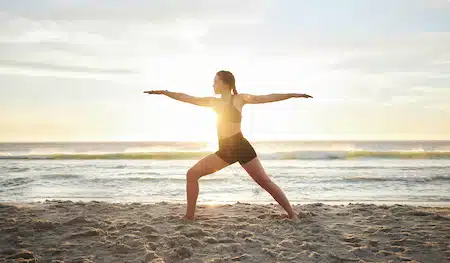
[213,74,226,94]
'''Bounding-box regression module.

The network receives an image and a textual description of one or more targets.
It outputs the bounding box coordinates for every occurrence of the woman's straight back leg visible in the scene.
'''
[241,157,299,219]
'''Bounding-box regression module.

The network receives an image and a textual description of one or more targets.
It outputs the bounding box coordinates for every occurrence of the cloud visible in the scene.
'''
[418,0,450,9]
[1,0,271,22]
[0,60,136,74]
[0,1,273,78]
[312,32,450,104]
[330,33,450,73]
[0,0,449,100]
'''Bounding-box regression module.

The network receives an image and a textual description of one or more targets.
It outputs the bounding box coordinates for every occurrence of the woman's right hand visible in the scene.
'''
[293,93,313,98]
[143,90,167,95]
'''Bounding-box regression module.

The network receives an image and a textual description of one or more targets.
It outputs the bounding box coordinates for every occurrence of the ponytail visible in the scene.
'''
[232,86,238,95]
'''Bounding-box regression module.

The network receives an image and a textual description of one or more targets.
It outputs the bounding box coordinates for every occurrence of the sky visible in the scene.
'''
[1,0,450,142]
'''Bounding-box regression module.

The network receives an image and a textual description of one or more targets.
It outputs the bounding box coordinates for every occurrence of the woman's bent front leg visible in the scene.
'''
[184,154,230,220]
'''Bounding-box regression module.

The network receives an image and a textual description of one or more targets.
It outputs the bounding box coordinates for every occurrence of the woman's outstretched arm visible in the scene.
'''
[241,93,312,104]
[144,90,217,107]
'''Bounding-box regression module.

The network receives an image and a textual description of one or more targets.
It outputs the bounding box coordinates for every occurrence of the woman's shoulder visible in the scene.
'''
[235,93,254,104]
[232,94,249,107]
[235,93,250,100]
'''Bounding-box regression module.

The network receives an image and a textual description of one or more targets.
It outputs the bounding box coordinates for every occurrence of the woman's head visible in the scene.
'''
[214,70,237,95]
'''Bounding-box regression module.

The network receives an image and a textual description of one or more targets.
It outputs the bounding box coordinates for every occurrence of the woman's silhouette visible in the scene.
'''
[144,70,312,221]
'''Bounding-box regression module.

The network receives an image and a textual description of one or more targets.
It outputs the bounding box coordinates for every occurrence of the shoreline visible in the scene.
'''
[3,199,450,207]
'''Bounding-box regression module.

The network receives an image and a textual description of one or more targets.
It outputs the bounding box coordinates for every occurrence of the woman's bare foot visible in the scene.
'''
[297,211,310,218]
[286,211,312,221]
[289,216,299,221]
[181,214,195,221]
[287,214,298,220]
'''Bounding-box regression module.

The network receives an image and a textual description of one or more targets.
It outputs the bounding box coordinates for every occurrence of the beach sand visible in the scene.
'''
[0,201,449,263]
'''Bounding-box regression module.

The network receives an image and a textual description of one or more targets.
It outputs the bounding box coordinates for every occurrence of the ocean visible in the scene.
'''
[1,140,449,205]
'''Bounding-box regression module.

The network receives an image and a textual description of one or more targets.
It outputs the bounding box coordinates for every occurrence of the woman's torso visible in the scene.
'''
[213,95,243,140]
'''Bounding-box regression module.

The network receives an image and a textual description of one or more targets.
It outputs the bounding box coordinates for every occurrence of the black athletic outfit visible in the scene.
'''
[214,95,257,165]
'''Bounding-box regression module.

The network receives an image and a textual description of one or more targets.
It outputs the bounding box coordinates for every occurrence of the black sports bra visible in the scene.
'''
[216,95,242,123]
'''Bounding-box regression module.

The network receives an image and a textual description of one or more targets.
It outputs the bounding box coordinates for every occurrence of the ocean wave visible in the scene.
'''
[0,152,211,160]
[264,151,450,160]
[40,174,84,180]
[345,151,450,159]
[341,174,450,182]
[0,177,34,188]
[103,164,128,169]
[91,177,184,182]
[118,171,161,176]
[5,167,30,173]
[88,176,229,183]
[2,150,450,160]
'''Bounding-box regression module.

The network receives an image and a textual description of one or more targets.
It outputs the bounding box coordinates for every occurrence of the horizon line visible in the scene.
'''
[2,139,450,144]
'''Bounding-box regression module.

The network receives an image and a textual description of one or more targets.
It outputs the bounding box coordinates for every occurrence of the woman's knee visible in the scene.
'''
[186,168,201,182]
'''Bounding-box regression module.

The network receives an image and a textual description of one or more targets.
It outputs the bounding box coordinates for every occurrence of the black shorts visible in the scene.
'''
[215,132,257,165]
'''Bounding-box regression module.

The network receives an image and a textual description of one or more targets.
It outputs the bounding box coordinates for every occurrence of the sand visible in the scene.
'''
[0,201,449,263]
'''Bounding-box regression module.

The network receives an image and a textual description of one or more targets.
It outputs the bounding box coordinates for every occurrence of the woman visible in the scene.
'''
[144,70,313,221]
